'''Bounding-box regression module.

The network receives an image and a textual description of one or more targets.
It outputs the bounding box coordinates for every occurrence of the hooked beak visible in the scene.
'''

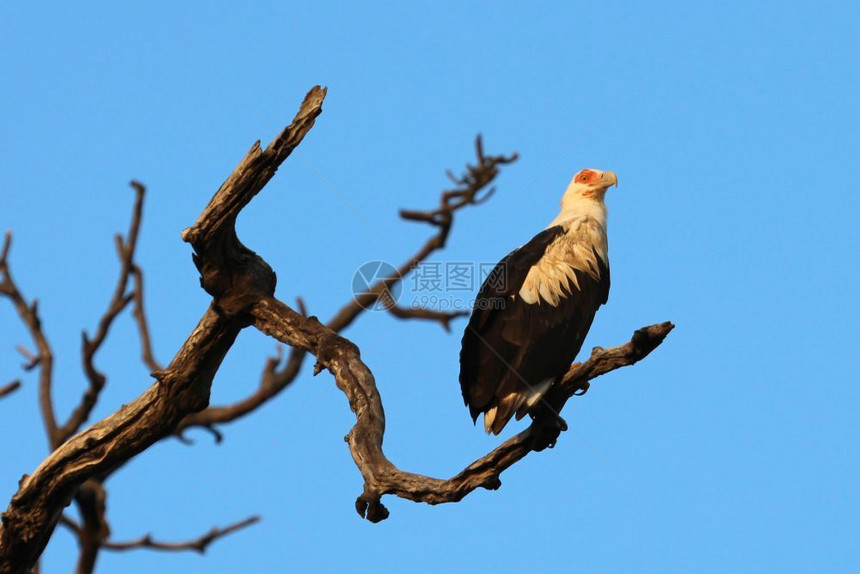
[601,170,618,189]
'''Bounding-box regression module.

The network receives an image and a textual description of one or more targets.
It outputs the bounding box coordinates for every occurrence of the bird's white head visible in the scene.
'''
[551,168,618,228]
[562,168,618,204]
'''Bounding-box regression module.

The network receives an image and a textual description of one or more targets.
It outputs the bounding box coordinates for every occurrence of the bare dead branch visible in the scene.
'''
[61,182,147,446]
[0,87,326,574]
[59,510,256,562]
[14,346,38,371]
[130,264,163,373]
[0,306,242,573]
[180,86,326,317]
[252,296,673,523]
[175,136,514,442]
[327,136,517,333]
[0,232,9,268]
[72,480,109,574]
[560,323,675,393]
[0,85,670,574]
[0,231,58,445]
[59,515,81,537]
[102,515,259,554]
[174,299,308,439]
[387,305,468,332]
[60,503,256,559]
[0,380,21,399]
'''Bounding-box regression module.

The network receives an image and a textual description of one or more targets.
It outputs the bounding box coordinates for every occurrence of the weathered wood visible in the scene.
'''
[0,307,240,573]
[0,86,326,574]
[0,84,672,574]
[252,296,673,522]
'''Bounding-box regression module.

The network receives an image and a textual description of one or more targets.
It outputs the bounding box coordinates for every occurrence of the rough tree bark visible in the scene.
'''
[0,86,672,574]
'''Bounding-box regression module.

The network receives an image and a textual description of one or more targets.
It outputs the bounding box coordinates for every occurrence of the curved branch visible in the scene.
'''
[252,295,674,522]
[173,340,307,440]
[180,86,326,314]
[173,299,308,440]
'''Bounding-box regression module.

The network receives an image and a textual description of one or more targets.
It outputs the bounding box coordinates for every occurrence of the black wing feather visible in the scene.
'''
[459,225,609,434]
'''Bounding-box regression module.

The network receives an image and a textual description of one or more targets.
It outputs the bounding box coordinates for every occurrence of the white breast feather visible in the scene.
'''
[518,216,608,306]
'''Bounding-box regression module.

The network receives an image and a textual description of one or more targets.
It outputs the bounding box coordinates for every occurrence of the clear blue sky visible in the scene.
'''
[2,2,858,572]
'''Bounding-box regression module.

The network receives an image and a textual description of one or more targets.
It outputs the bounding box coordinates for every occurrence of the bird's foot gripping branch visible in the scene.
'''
[0,86,672,574]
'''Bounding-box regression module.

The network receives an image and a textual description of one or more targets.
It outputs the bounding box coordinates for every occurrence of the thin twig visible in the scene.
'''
[60,182,146,445]
[102,516,260,554]
[387,305,468,332]
[59,513,258,555]
[14,346,38,371]
[0,231,57,445]
[327,135,517,333]
[0,380,21,399]
[130,264,162,372]
[58,515,81,537]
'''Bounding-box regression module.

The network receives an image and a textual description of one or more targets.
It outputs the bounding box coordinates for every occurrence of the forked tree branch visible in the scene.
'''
[0,86,326,574]
[174,299,308,440]
[175,137,512,440]
[0,86,672,574]
[58,182,147,447]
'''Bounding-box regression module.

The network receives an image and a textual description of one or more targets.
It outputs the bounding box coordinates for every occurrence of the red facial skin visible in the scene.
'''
[575,169,602,198]
[576,169,599,184]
